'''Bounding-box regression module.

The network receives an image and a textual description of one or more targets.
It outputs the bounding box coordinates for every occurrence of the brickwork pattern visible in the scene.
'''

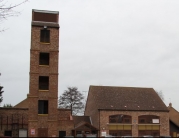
[0,108,28,137]
[99,110,169,137]
[58,109,74,136]
[28,25,59,137]
[0,10,75,137]
[31,27,59,51]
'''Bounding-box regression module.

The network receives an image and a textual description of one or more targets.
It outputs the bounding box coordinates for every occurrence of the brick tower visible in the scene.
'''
[27,9,59,137]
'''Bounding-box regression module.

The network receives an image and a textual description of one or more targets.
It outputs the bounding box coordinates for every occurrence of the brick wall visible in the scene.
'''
[1,10,75,138]
[0,108,28,137]
[28,24,59,137]
[99,110,169,137]
[58,109,74,136]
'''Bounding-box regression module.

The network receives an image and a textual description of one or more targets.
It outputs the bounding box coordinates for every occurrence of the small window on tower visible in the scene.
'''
[39,53,49,65]
[38,100,48,114]
[40,29,50,43]
[39,76,49,90]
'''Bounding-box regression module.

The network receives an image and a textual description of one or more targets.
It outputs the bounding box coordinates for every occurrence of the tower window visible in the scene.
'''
[38,100,48,114]
[39,76,49,90]
[40,29,50,43]
[39,53,49,65]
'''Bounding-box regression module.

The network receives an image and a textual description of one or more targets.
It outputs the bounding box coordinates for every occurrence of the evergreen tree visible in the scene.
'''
[3,104,12,108]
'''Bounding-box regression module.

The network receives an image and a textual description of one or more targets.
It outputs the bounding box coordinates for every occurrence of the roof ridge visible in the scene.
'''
[90,85,153,89]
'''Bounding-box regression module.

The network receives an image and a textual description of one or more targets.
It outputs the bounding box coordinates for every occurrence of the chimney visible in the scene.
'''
[169,102,172,107]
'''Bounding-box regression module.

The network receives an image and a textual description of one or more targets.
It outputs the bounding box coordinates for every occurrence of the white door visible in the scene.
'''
[19,129,27,137]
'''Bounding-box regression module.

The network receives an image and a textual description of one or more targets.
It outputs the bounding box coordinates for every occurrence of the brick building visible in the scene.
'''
[0,9,74,137]
[72,116,98,137]
[0,9,173,137]
[85,85,170,137]
[0,107,28,137]
[168,103,179,137]
[27,9,60,137]
[26,9,75,137]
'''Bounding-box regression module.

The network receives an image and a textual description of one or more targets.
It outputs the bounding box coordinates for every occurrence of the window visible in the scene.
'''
[39,76,49,90]
[4,131,12,137]
[124,118,130,123]
[138,130,159,137]
[39,53,49,65]
[40,29,50,43]
[38,100,48,114]
[109,130,132,137]
[138,115,160,124]
[139,118,145,123]
[59,131,66,137]
[109,115,132,123]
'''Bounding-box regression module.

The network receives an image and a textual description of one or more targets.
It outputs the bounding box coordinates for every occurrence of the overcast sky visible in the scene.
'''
[1,0,179,110]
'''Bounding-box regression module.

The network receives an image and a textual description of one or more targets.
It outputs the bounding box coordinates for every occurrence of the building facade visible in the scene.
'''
[27,9,60,137]
[0,9,174,138]
[168,103,179,137]
[85,85,170,137]
[72,116,98,137]
[0,108,28,137]
[0,9,74,138]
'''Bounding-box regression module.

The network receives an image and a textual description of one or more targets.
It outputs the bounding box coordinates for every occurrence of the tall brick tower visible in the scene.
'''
[27,9,59,137]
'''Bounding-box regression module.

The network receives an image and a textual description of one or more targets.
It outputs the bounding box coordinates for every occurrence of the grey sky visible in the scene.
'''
[1,0,179,110]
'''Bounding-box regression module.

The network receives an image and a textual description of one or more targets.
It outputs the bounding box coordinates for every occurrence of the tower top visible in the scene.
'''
[32,9,59,28]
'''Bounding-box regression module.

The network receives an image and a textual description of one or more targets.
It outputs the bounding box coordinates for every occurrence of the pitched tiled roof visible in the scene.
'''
[86,86,168,111]
[72,116,98,130]
[73,116,91,126]
[74,121,98,130]
[168,105,179,127]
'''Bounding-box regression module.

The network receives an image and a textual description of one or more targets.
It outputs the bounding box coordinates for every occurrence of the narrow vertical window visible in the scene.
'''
[38,100,48,114]
[40,29,50,43]
[39,76,49,90]
[39,53,49,65]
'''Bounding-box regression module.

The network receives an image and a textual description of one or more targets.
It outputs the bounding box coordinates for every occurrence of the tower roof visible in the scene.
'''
[32,9,59,28]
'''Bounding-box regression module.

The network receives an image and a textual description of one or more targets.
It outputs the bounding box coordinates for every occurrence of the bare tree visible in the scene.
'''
[58,87,85,115]
[0,0,28,31]
[156,90,164,101]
